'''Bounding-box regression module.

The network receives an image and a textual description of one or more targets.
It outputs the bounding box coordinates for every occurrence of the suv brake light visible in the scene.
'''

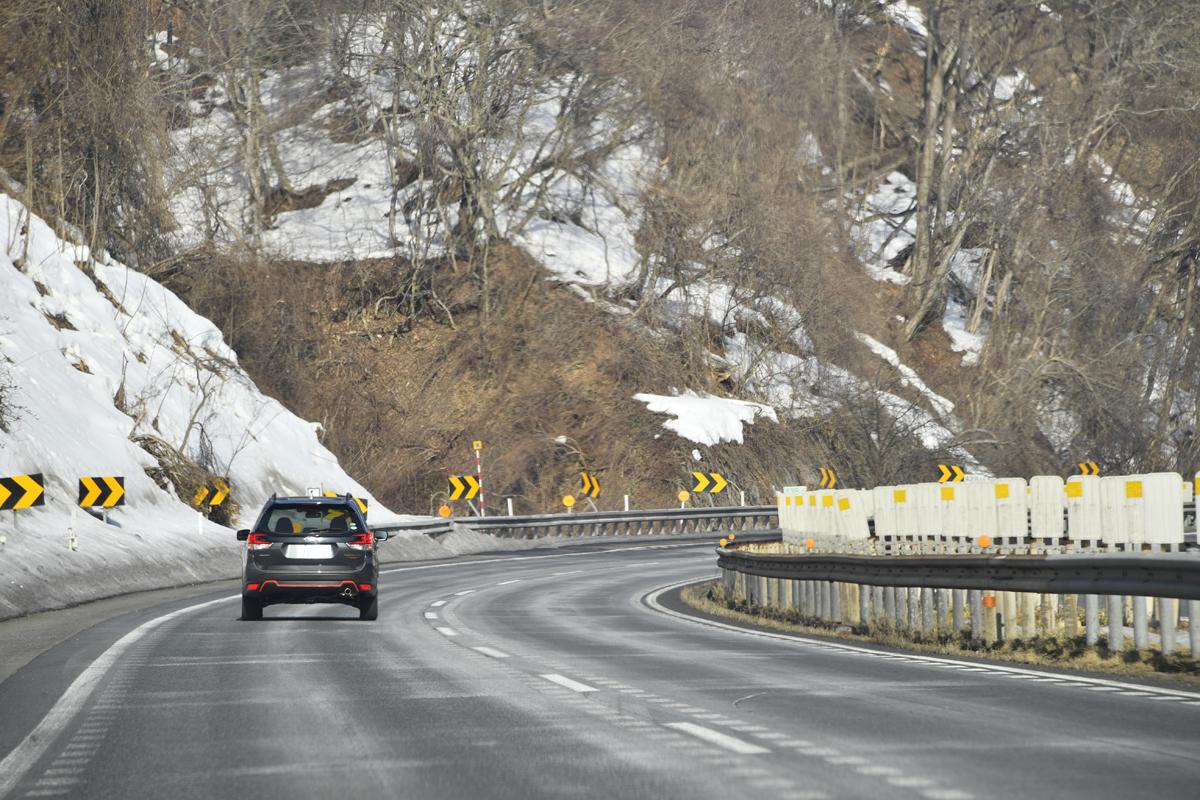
[348,532,373,552]
[247,532,272,551]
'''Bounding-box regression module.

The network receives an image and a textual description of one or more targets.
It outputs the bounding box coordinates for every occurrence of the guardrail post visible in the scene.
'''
[1019,593,1035,639]
[830,581,841,622]
[1132,596,1149,650]
[921,588,934,636]
[1042,593,1058,636]
[858,584,869,628]
[952,589,966,633]
[969,590,983,641]
[1084,595,1099,645]
[1063,594,1079,639]
[895,588,908,631]
[1189,600,1200,658]
[908,587,920,631]
[883,587,896,629]
[1000,592,1017,641]
[1108,595,1125,651]
[1160,598,1176,657]
[982,595,998,643]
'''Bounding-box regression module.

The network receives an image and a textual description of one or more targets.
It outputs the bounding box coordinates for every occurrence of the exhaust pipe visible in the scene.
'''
[341,586,356,598]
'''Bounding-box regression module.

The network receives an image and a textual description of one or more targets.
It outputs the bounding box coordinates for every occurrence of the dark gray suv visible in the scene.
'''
[236,494,387,621]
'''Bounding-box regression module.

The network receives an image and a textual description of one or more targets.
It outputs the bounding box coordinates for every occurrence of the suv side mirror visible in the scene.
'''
[373,530,388,542]
[236,529,250,541]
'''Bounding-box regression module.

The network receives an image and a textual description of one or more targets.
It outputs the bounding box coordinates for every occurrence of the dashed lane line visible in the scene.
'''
[471,647,511,659]
[662,723,770,755]
[435,627,459,637]
[539,674,600,693]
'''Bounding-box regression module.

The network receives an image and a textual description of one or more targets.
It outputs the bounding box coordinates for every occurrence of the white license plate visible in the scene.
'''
[286,544,334,560]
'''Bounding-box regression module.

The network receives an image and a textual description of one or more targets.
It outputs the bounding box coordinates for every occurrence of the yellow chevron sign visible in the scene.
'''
[0,473,45,510]
[937,464,965,483]
[193,478,231,508]
[691,471,728,493]
[449,475,480,501]
[580,471,600,499]
[1077,461,1100,477]
[78,476,125,508]
[819,467,838,489]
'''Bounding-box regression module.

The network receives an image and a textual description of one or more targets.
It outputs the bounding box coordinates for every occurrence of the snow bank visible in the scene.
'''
[0,194,413,619]
[856,333,955,417]
[634,391,777,446]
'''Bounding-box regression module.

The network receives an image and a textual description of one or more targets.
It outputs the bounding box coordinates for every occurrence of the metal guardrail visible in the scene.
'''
[376,505,778,539]
[717,539,1200,657]
[717,547,1200,601]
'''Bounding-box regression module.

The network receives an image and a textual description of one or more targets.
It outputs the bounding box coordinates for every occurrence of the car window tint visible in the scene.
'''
[260,504,360,535]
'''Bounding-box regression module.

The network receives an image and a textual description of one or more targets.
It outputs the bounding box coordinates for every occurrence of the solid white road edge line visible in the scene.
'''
[0,594,237,798]
[424,612,438,620]
[643,577,1200,701]
[663,722,770,755]
[436,627,459,637]
[539,674,599,693]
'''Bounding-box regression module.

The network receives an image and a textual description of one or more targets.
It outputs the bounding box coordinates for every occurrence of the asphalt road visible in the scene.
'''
[1,538,1198,799]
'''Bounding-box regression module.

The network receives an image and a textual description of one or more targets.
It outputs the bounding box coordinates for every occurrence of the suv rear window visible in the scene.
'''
[258,503,363,536]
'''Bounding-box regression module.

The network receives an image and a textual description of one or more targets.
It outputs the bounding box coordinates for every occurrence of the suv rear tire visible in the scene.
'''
[241,595,263,621]
[359,594,378,621]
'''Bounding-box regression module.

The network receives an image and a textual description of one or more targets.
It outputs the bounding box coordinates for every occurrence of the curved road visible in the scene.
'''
[1,538,1198,799]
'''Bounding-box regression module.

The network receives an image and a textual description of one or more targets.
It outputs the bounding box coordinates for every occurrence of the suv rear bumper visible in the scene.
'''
[244,566,377,605]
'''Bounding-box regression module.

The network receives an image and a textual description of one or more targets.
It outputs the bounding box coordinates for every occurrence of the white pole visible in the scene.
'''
[475,446,485,517]
[624,495,630,511]
[69,505,77,551]
[507,497,514,516]
[740,490,745,507]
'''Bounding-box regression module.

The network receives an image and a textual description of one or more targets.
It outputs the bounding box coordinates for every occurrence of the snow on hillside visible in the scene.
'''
[0,194,412,619]
[634,391,778,446]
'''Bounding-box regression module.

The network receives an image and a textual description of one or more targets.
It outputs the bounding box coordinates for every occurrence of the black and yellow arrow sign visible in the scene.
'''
[819,467,838,489]
[0,473,45,510]
[1077,461,1100,477]
[937,464,965,483]
[580,471,600,499]
[193,478,231,508]
[324,491,368,515]
[691,471,728,493]
[78,476,125,508]
[448,475,481,501]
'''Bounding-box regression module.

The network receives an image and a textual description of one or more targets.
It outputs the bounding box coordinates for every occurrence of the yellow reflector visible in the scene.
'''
[1065,482,1083,498]
[1125,480,1143,499]
[837,497,850,511]
[808,495,816,506]
[994,484,1009,500]
[893,488,907,504]
[822,495,834,507]
[940,486,955,501]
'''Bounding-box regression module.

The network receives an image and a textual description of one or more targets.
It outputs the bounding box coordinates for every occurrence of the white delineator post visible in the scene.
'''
[474,441,485,517]
[624,495,630,511]
[507,497,514,516]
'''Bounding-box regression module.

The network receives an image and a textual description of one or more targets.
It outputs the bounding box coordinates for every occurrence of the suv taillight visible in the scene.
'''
[348,532,374,551]
[247,532,272,551]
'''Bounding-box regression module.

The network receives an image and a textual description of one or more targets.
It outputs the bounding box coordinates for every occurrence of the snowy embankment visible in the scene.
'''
[0,194,421,620]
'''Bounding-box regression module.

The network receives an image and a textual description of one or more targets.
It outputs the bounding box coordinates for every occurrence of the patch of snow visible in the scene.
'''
[633,391,777,446]
[883,1,928,37]
[691,449,702,461]
[942,298,983,366]
[850,171,915,284]
[855,333,955,417]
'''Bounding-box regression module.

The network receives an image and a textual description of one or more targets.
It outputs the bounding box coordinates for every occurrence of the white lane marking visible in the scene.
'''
[435,627,459,637]
[539,674,599,693]
[431,600,447,607]
[887,776,936,788]
[454,589,476,596]
[496,579,522,586]
[424,612,439,620]
[643,578,1200,701]
[923,790,974,800]
[663,722,770,755]
[471,647,511,659]
[552,570,583,576]
[0,593,235,798]
[854,762,902,777]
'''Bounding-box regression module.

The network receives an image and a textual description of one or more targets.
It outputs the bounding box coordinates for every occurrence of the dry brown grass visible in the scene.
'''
[681,580,1200,683]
